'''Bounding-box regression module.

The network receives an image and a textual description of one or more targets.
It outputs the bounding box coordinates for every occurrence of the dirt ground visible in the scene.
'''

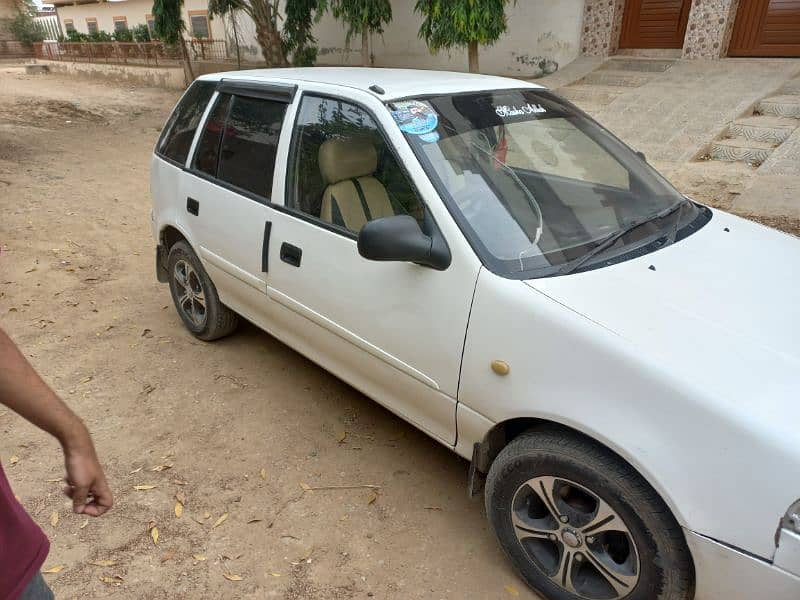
[0,67,797,600]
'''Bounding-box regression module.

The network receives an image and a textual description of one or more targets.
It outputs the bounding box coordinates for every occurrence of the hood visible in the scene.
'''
[526,209,800,425]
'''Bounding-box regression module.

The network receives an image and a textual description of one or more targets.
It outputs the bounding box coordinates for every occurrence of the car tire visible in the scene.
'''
[167,241,238,341]
[485,427,693,600]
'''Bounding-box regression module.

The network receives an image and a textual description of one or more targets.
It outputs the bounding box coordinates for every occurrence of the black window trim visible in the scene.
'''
[217,79,297,104]
[280,90,449,248]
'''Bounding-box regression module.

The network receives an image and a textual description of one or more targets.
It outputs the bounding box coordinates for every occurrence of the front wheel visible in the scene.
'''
[485,428,693,600]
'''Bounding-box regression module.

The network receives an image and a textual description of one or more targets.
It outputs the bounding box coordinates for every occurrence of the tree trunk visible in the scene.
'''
[231,12,241,69]
[255,21,286,67]
[180,37,194,85]
[361,28,369,67]
[467,40,479,73]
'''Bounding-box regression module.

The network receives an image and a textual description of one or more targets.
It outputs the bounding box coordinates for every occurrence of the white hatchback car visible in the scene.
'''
[150,68,800,600]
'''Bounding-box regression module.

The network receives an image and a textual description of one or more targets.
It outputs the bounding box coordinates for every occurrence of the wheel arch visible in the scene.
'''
[476,416,691,544]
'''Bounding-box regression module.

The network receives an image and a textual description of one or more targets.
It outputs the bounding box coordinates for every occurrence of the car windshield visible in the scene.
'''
[389,89,705,278]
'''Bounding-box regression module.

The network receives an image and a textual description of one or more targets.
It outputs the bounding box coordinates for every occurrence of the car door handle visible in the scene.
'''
[187,197,199,216]
[280,242,302,268]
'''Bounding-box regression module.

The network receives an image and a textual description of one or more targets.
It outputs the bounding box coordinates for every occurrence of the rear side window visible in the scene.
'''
[157,81,215,165]
[193,93,231,177]
[216,96,287,198]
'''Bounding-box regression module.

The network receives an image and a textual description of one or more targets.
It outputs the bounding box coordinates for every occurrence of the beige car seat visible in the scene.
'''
[318,138,396,233]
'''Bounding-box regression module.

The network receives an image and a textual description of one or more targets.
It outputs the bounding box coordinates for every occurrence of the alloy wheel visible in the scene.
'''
[511,475,640,599]
[173,259,207,328]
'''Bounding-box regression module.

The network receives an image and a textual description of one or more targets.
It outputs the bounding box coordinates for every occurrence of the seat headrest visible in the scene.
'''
[318,138,378,184]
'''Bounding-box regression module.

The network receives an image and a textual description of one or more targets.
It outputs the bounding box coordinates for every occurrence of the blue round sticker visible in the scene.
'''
[391,100,439,137]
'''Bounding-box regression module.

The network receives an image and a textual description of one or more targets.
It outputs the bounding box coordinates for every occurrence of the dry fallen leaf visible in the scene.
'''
[128,467,143,475]
[246,518,262,524]
[149,521,159,545]
[336,430,347,443]
[46,478,62,483]
[151,464,172,472]
[505,585,520,597]
[203,511,211,519]
[42,564,66,574]
[223,573,243,582]
[212,513,228,529]
[175,491,186,504]
[133,484,158,491]
[192,554,207,561]
[79,376,92,384]
[259,468,267,480]
[269,572,281,577]
[9,455,18,465]
[99,575,123,584]
[191,515,205,525]
[367,491,378,505]
[174,501,183,518]
[50,511,59,527]
[299,482,312,492]
[80,519,89,529]
[87,559,117,567]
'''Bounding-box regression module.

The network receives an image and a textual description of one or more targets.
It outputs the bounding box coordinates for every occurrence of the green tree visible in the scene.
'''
[132,23,152,42]
[282,0,327,66]
[415,0,513,73]
[330,0,391,67]
[153,0,194,81]
[113,26,134,42]
[208,0,285,67]
[6,0,44,47]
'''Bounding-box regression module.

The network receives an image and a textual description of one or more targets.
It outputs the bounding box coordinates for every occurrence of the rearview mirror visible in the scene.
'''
[357,215,450,270]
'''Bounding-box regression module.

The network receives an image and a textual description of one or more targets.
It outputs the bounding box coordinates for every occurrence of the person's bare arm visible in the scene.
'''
[0,328,112,516]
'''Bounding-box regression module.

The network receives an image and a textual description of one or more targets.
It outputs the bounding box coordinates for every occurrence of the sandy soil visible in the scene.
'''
[0,67,797,600]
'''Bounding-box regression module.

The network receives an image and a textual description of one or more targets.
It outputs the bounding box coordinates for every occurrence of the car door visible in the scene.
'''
[181,81,294,322]
[262,90,481,446]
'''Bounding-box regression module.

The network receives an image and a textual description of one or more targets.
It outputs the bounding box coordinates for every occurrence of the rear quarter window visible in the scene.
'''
[156,81,215,165]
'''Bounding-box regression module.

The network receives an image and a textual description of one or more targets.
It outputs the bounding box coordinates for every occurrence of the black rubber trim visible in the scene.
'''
[217,80,297,103]
[262,221,271,272]
[187,197,199,215]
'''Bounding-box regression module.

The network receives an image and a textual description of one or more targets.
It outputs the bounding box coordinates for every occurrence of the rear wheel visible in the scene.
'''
[485,428,693,600]
[167,241,238,341]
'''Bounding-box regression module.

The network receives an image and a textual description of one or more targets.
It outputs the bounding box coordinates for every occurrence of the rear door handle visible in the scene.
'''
[187,197,199,216]
[280,242,302,267]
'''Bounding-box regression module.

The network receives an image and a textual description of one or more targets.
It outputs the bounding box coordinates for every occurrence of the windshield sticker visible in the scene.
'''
[391,100,439,137]
[495,103,547,118]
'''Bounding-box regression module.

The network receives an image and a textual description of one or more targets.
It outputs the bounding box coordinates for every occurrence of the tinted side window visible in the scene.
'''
[288,95,424,234]
[193,93,231,177]
[157,81,215,164]
[217,96,287,199]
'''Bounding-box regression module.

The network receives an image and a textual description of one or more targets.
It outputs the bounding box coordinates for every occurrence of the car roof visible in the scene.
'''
[197,67,544,101]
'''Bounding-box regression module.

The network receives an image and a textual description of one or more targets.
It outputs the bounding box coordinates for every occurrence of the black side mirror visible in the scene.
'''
[357,215,451,270]
[635,150,647,162]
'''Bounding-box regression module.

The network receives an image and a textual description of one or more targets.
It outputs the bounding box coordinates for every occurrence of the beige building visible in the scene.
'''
[52,0,220,40]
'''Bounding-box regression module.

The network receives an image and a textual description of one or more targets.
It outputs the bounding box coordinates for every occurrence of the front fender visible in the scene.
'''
[457,268,797,561]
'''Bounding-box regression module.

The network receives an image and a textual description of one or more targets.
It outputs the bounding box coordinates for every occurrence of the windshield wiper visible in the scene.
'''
[558,200,688,276]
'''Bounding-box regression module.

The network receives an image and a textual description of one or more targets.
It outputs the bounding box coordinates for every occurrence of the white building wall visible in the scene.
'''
[313,0,585,76]
[55,0,222,39]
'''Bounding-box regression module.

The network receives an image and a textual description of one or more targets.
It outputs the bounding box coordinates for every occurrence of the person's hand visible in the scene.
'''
[61,436,113,517]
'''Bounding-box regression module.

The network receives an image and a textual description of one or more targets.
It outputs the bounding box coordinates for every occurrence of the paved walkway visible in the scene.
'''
[536,57,800,223]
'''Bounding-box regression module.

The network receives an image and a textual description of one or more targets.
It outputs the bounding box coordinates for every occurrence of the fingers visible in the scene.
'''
[71,484,89,514]
[91,478,114,515]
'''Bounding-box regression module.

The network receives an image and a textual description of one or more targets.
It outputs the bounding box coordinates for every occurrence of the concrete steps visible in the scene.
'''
[727,116,797,145]
[599,58,675,73]
[781,78,800,95]
[757,95,800,119]
[709,139,776,166]
[579,69,654,88]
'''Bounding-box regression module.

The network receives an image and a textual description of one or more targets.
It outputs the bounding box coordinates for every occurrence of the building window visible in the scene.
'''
[64,19,75,33]
[113,16,128,32]
[146,15,156,37]
[189,11,210,38]
[86,18,98,35]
